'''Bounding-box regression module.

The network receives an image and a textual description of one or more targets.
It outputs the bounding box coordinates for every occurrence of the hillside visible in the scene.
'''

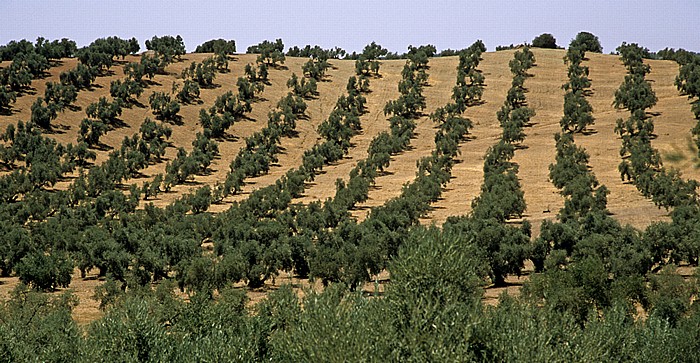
[0,48,697,324]
[2,49,695,225]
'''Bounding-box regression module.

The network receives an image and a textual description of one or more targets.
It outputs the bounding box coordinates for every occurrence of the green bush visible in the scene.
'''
[570,31,603,53]
[16,251,72,291]
[532,33,558,49]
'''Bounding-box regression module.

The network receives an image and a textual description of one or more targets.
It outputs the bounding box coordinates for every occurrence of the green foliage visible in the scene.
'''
[287,72,317,98]
[194,38,236,54]
[509,46,536,76]
[109,78,143,105]
[164,133,217,187]
[174,79,200,104]
[78,118,108,146]
[354,42,388,77]
[237,76,263,103]
[247,39,286,66]
[44,81,77,112]
[0,286,81,360]
[560,91,594,132]
[181,59,217,88]
[0,85,17,112]
[287,44,346,59]
[390,226,487,305]
[613,73,657,112]
[444,216,530,287]
[570,31,603,53]
[30,97,57,129]
[139,118,171,161]
[123,55,161,84]
[199,91,248,138]
[186,186,212,214]
[13,52,50,78]
[148,91,180,122]
[532,33,558,48]
[145,34,186,64]
[0,39,35,61]
[302,57,330,80]
[34,37,77,60]
[16,251,72,291]
[86,96,122,126]
[77,36,139,72]
[647,266,698,326]
[0,60,32,92]
[59,63,97,90]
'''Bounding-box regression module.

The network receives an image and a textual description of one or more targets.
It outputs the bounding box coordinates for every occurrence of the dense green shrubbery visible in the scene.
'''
[194,38,236,54]
[570,31,603,53]
[145,35,186,65]
[532,33,558,49]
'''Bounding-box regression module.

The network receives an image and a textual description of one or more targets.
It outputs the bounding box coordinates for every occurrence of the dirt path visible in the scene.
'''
[294,60,403,205]
[350,57,454,221]
[576,52,668,229]
[420,52,510,225]
[509,48,567,233]
[646,58,700,181]
[212,60,354,210]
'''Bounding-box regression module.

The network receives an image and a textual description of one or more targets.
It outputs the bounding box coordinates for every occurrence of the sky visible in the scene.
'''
[1,0,698,54]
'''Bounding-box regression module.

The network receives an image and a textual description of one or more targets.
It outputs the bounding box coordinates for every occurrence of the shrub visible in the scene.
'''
[532,33,558,49]
[110,79,143,105]
[149,91,180,122]
[16,251,73,291]
[570,31,603,53]
[145,35,186,64]
[195,39,236,54]
[86,97,122,126]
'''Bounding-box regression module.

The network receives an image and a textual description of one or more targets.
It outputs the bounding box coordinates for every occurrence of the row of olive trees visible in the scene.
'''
[526,43,700,327]
[178,47,376,290]
[614,42,698,209]
[0,37,78,111]
[445,47,535,287]
[0,35,187,288]
[675,52,700,157]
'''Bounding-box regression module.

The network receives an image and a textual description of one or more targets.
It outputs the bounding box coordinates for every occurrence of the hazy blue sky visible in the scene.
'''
[1,1,698,54]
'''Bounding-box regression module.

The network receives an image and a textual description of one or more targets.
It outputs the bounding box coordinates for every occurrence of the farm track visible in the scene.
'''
[508,49,567,233]
[349,58,454,221]
[294,61,403,205]
[576,52,668,228]
[210,59,353,210]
